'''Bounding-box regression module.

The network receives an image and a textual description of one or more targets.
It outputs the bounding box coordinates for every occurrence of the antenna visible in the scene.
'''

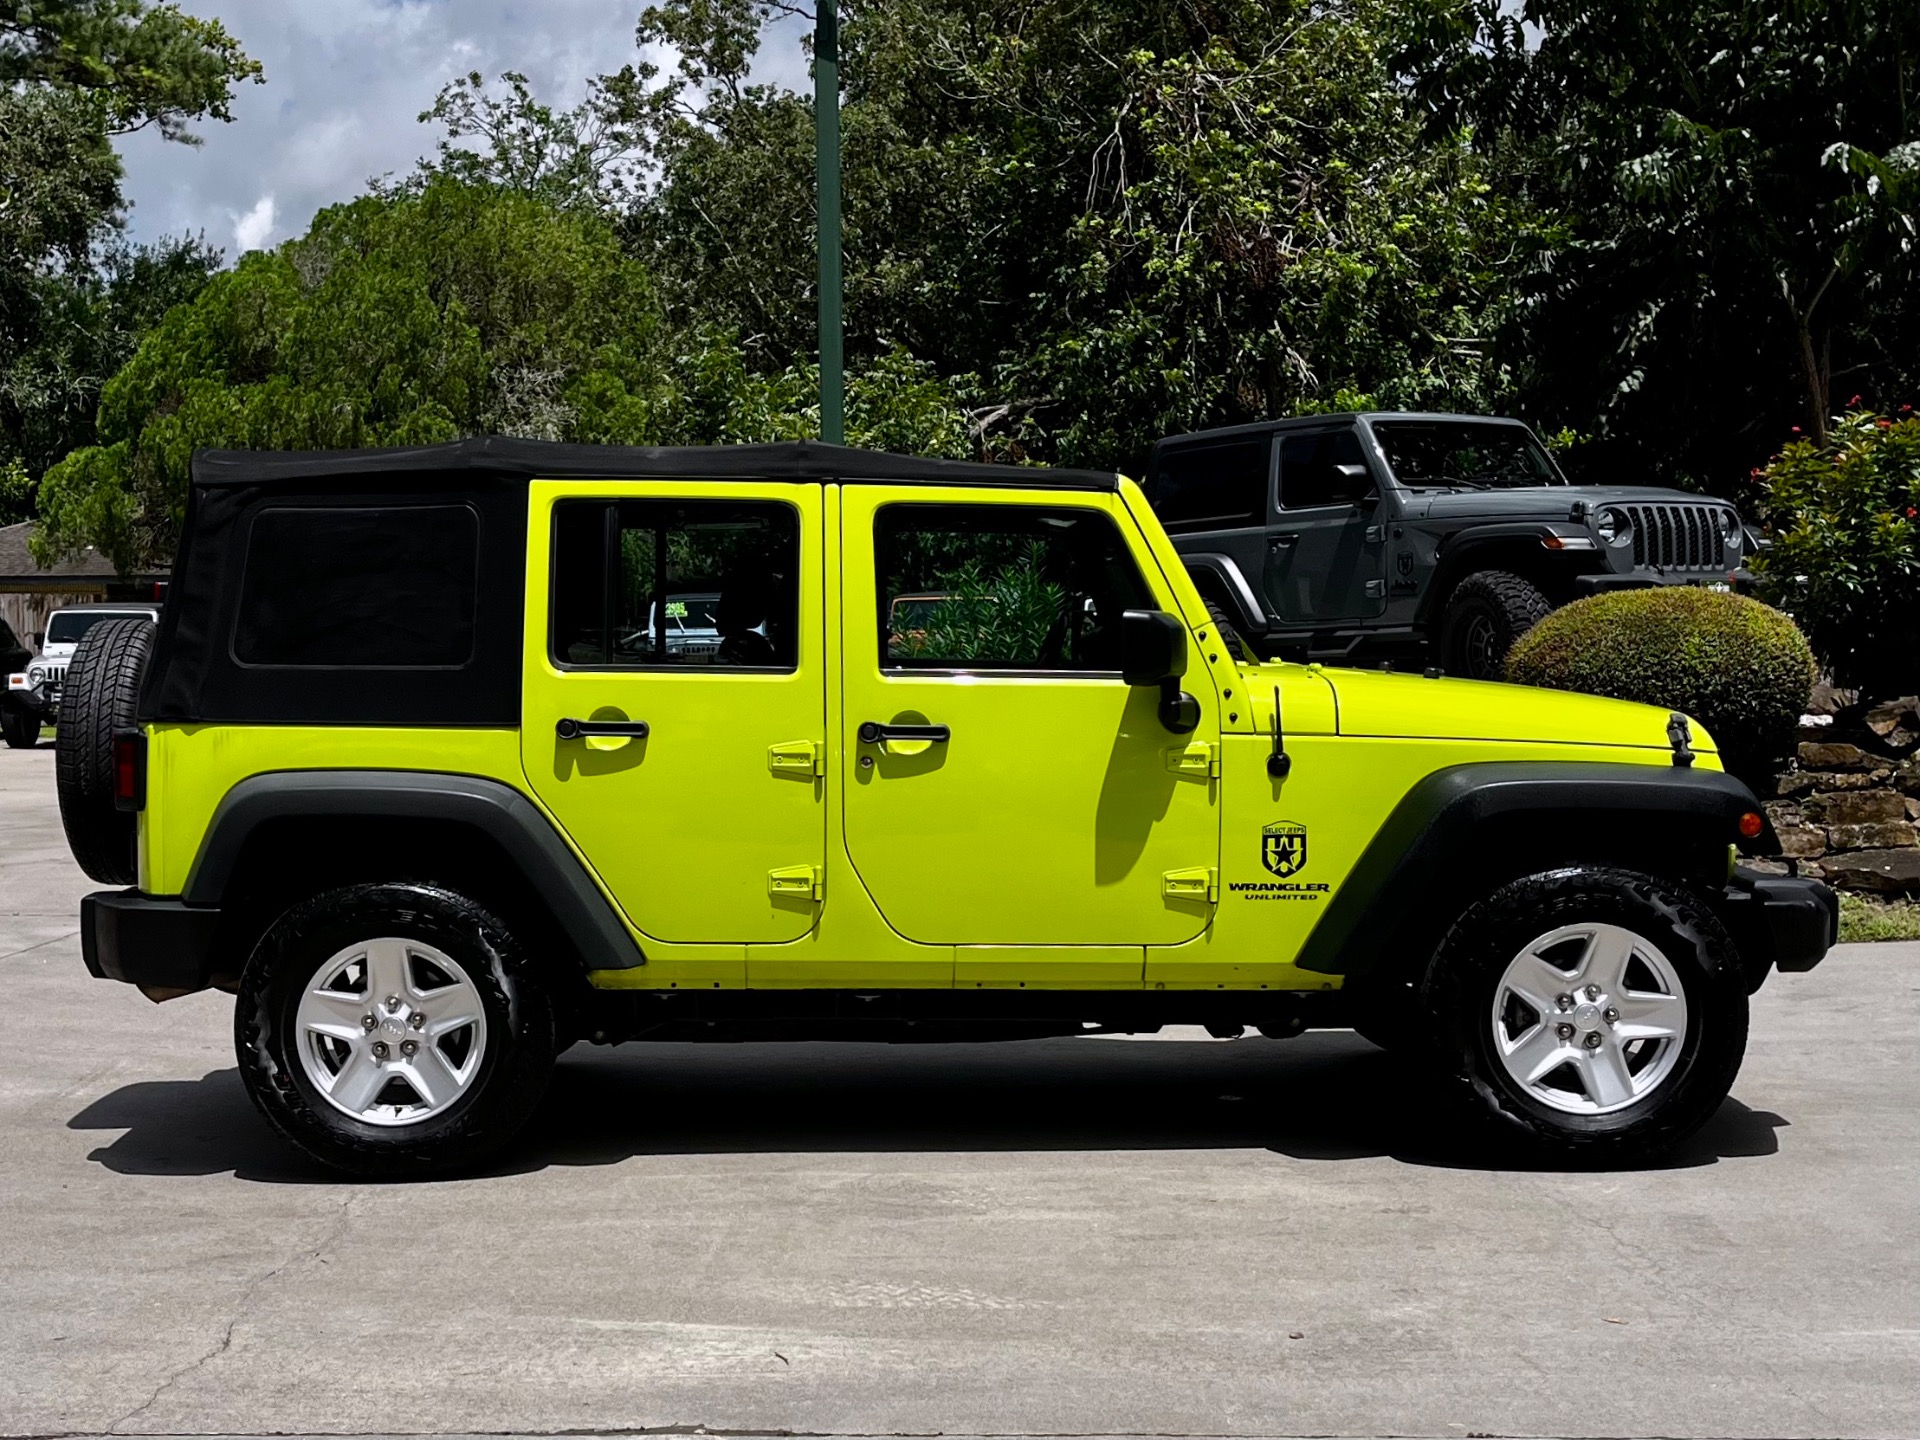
[1267,684,1292,779]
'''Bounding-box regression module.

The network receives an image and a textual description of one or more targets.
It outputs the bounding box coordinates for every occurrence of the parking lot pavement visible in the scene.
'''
[1,740,1916,1440]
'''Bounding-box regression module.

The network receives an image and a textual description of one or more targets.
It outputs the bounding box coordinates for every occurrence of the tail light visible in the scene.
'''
[113,730,146,812]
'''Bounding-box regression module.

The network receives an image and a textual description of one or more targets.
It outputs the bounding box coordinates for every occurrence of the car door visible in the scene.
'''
[838,486,1220,968]
[520,481,826,951]
[1263,428,1388,625]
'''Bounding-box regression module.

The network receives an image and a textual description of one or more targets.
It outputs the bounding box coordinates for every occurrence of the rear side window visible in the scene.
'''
[1150,437,1270,531]
[550,499,800,670]
[1278,430,1368,510]
[233,506,478,667]
[874,503,1154,671]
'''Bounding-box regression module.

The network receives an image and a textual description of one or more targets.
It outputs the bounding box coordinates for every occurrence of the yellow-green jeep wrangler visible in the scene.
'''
[59,440,1835,1177]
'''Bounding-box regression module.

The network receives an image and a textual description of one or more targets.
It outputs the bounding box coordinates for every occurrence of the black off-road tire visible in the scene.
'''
[236,883,557,1179]
[1203,600,1256,663]
[56,616,155,883]
[1,704,40,749]
[1439,569,1551,680]
[1422,867,1749,1165]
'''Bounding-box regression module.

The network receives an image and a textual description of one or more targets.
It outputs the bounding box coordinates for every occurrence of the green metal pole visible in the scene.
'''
[815,0,844,445]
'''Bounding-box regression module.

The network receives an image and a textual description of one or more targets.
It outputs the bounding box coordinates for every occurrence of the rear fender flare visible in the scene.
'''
[1179,552,1268,634]
[184,770,646,971]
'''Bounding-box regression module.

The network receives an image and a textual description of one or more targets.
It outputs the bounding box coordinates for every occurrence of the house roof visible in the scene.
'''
[0,522,162,586]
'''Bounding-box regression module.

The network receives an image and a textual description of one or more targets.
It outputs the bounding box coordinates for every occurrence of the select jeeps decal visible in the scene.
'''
[1230,821,1330,902]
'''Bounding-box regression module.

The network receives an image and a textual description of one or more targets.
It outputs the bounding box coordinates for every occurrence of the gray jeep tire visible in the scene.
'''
[56,616,155,883]
[1439,569,1551,680]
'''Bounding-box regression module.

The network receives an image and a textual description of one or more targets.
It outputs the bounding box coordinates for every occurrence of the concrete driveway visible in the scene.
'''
[1,742,1914,1438]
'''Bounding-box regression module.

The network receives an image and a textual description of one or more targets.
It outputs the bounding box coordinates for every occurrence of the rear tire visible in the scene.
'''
[1439,570,1550,680]
[55,616,155,883]
[1,705,40,749]
[1423,867,1748,1164]
[1203,600,1256,663]
[236,883,556,1178]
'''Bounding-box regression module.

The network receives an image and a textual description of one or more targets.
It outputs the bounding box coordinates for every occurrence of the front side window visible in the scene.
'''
[550,499,799,670]
[1371,420,1565,490]
[875,503,1154,671]
[1278,430,1370,510]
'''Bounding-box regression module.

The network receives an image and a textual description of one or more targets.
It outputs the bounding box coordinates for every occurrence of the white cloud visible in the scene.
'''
[112,0,816,258]
[231,193,277,252]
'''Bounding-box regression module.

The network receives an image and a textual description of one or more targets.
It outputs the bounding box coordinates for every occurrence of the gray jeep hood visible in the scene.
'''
[1396,485,1720,520]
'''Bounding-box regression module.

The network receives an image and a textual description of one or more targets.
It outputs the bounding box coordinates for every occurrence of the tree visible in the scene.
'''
[0,0,259,517]
[610,0,1536,471]
[1393,0,1920,488]
[35,180,968,569]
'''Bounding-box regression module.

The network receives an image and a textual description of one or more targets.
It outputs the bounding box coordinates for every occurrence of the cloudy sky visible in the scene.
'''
[114,0,810,256]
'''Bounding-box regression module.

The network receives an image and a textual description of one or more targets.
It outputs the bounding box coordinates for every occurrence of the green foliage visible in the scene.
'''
[34,181,972,570]
[914,550,1064,665]
[1751,405,1920,699]
[1393,0,1920,493]
[1838,893,1920,944]
[1505,588,1816,786]
[0,0,263,141]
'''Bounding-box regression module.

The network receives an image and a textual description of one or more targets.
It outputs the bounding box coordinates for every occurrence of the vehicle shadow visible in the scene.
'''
[68,1031,1788,1184]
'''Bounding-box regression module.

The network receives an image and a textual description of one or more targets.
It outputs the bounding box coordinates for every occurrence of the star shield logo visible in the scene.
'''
[1261,821,1308,878]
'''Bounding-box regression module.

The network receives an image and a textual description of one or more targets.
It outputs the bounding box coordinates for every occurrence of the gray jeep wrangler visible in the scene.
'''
[1146,413,1751,678]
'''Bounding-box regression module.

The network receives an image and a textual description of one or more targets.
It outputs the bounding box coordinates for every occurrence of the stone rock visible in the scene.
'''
[1826,821,1918,851]
[1864,696,1919,737]
[1742,857,1791,877]
[1897,756,1920,798]
[1908,797,1920,821]
[1804,789,1910,825]
[1777,827,1828,859]
[1808,681,1857,716]
[1799,742,1871,769]
[1820,848,1920,893]
[1765,799,1804,824]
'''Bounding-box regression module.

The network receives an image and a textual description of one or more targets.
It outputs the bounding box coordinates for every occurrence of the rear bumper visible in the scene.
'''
[81,890,222,991]
[1719,866,1838,989]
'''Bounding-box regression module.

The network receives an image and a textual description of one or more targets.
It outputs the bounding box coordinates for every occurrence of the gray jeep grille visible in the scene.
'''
[1621,504,1724,570]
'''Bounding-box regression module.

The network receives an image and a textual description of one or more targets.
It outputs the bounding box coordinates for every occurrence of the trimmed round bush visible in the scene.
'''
[1506,588,1815,788]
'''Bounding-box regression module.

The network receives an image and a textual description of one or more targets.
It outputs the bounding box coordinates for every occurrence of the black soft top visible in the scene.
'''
[190,438,1118,491]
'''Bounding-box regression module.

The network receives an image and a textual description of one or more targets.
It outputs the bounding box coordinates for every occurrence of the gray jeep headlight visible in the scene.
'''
[1595,507,1632,547]
[1717,509,1740,545]
[27,664,44,687]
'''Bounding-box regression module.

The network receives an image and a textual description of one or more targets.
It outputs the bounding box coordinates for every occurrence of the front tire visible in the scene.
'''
[1424,868,1748,1164]
[235,883,556,1178]
[1439,569,1550,680]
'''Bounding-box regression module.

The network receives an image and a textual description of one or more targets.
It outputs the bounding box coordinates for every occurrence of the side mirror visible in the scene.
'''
[1119,609,1187,686]
[1119,609,1201,735]
[1336,462,1377,506]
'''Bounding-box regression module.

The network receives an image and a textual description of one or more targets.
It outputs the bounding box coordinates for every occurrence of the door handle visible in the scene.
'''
[556,717,650,740]
[857,721,951,747]
[1269,534,1299,548]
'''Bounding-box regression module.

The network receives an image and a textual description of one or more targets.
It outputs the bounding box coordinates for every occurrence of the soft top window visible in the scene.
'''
[233,505,480,668]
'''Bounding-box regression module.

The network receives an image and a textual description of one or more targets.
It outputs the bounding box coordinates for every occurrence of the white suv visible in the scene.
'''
[3,603,162,748]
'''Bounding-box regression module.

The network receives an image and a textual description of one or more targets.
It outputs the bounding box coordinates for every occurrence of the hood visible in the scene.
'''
[1325,667,1713,754]
[1397,485,1723,521]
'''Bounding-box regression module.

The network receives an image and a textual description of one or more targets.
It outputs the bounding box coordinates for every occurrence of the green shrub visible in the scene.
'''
[1751,406,1920,700]
[1506,588,1815,788]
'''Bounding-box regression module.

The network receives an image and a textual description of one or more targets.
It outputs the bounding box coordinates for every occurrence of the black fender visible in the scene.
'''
[1178,552,1269,634]
[1295,762,1774,982]
[184,770,646,970]
[1415,524,1582,628]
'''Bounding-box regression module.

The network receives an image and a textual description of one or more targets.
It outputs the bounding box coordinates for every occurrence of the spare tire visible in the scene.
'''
[57,617,155,884]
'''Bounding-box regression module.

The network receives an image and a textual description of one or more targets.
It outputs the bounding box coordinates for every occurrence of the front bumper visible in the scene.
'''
[3,682,53,716]
[82,890,223,993]
[1719,866,1838,990]
[1574,568,1754,595]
